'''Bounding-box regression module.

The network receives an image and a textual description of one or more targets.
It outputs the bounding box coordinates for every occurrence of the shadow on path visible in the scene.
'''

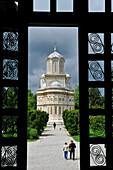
[41,134,56,136]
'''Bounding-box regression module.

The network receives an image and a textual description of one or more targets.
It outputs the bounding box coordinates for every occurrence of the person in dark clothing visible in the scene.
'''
[53,122,56,129]
[69,140,76,160]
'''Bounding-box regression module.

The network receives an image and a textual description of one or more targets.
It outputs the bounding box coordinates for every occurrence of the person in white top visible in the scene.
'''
[63,142,69,160]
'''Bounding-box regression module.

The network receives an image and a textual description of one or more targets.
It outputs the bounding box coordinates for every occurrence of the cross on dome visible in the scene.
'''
[54,42,56,52]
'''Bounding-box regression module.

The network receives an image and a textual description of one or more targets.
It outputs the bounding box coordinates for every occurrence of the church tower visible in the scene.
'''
[46,43,65,75]
[37,44,74,125]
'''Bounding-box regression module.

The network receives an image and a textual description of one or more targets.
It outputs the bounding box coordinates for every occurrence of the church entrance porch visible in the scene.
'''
[47,105,64,125]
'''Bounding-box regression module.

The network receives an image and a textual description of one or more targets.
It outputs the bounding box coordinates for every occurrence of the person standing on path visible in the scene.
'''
[69,140,76,160]
[63,142,69,160]
[53,122,56,129]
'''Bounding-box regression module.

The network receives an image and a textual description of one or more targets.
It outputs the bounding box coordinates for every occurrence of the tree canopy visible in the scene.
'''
[74,84,79,109]
[62,109,80,136]
[28,89,37,111]
[27,89,49,139]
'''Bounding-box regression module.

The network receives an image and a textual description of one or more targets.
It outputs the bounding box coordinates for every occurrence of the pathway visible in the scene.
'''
[27,125,80,170]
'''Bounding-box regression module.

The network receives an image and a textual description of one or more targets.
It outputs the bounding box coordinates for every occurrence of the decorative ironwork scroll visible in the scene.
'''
[1,146,17,167]
[3,32,18,51]
[88,33,104,54]
[90,116,105,137]
[90,144,106,166]
[88,61,104,81]
[3,59,18,80]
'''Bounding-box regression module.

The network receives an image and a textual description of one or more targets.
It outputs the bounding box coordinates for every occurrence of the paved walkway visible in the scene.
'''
[27,125,80,170]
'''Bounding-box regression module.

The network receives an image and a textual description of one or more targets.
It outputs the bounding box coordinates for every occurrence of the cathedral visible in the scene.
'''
[37,44,74,125]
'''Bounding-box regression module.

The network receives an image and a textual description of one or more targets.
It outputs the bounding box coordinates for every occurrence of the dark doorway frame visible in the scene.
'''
[0,0,113,169]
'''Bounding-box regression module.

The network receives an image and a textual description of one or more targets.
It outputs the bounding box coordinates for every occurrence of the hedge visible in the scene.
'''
[62,109,80,136]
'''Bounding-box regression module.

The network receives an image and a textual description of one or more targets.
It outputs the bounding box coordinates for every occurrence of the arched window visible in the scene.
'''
[55,61,56,72]
[60,60,64,73]
[49,62,50,72]
[53,60,57,73]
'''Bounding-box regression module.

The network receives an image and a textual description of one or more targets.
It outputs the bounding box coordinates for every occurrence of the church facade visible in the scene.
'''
[37,45,74,124]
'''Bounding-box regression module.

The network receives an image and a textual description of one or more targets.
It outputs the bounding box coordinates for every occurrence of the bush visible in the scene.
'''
[27,110,49,139]
[27,128,38,139]
[62,109,80,136]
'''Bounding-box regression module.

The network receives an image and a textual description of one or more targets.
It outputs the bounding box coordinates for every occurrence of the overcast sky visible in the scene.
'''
[28,27,78,94]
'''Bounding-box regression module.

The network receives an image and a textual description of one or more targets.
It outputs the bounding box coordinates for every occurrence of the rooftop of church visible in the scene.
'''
[47,43,65,60]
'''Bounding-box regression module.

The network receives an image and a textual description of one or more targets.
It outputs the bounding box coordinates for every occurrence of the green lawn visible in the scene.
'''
[27,139,38,142]
[72,135,80,142]
[70,127,106,142]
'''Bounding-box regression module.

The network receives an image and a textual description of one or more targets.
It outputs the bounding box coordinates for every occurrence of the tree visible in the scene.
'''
[27,89,49,139]
[28,89,37,111]
[27,110,49,139]
[62,109,80,135]
[74,84,79,109]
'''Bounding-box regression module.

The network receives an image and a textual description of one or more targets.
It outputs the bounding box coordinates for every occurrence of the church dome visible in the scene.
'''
[47,43,64,60]
[48,51,63,59]
[51,81,61,87]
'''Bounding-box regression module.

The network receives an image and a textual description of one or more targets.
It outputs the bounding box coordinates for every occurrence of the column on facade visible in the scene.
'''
[53,106,55,116]
[48,106,50,121]
[51,106,52,115]
[57,106,59,116]
[50,106,52,120]
[49,106,51,115]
